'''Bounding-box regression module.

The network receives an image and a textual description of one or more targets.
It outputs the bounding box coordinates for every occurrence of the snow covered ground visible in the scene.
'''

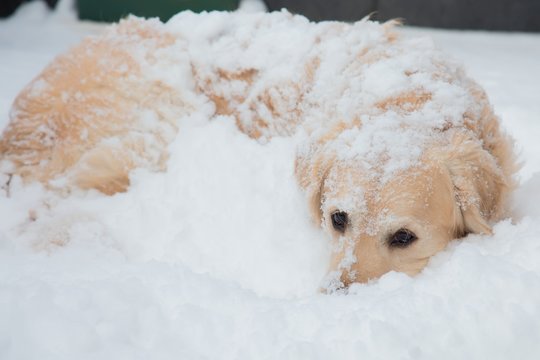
[1,1,540,359]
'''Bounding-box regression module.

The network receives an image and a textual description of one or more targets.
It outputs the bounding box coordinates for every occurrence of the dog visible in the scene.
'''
[0,12,517,288]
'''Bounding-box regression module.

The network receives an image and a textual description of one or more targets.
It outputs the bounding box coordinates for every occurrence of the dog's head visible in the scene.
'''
[296,123,510,289]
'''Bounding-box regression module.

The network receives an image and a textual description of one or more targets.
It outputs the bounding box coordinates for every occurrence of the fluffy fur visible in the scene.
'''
[0,14,517,288]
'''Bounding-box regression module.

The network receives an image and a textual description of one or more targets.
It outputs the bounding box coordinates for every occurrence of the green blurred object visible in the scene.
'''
[77,0,240,22]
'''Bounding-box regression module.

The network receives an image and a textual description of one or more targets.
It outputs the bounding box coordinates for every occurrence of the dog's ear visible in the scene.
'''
[438,132,510,235]
[295,148,333,227]
[295,120,361,226]
[455,189,493,235]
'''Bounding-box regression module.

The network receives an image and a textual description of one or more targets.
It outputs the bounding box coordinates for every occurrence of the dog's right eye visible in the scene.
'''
[331,211,348,233]
[389,229,417,248]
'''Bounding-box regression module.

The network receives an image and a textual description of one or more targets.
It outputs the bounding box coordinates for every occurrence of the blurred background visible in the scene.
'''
[1,0,539,31]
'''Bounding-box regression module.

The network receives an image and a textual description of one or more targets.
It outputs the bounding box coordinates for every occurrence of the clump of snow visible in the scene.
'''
[1,1,540,359]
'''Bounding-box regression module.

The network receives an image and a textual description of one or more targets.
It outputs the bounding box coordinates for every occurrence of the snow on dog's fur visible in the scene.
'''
[0,12,517,288]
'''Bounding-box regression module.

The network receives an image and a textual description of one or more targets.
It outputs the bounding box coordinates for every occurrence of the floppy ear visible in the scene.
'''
[295,120,361,226]
[295,149,333,227]
[440,132,510,235]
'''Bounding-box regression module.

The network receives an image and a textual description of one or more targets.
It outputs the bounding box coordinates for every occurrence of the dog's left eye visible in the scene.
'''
[331,211,348,233]
[389,229,417,248]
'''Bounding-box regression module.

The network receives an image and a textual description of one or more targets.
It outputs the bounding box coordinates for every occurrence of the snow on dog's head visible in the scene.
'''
[295,45,517,289]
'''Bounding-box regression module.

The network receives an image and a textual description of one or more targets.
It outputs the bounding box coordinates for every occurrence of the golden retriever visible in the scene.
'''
[0,13,517,288]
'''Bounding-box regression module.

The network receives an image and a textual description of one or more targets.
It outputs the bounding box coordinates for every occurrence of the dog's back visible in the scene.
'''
[0,13,516,203]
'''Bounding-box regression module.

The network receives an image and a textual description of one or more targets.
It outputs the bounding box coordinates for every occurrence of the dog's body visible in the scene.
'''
[0,12,517,287]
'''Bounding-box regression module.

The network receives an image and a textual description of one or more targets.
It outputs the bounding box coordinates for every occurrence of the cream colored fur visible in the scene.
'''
[294,102,517,286]
[0,16,517,287]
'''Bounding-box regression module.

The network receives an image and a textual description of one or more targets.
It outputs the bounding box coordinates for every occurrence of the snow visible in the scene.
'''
[1,1,540,359]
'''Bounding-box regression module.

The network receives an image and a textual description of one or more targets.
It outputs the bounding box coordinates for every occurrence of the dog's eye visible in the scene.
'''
[331,211,348,233]
[389,229,417,248]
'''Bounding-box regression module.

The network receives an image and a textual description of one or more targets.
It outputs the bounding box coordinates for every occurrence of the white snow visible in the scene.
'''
[1,1,540,359]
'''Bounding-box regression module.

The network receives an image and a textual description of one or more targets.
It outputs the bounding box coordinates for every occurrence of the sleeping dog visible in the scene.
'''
[0,12,517,287]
